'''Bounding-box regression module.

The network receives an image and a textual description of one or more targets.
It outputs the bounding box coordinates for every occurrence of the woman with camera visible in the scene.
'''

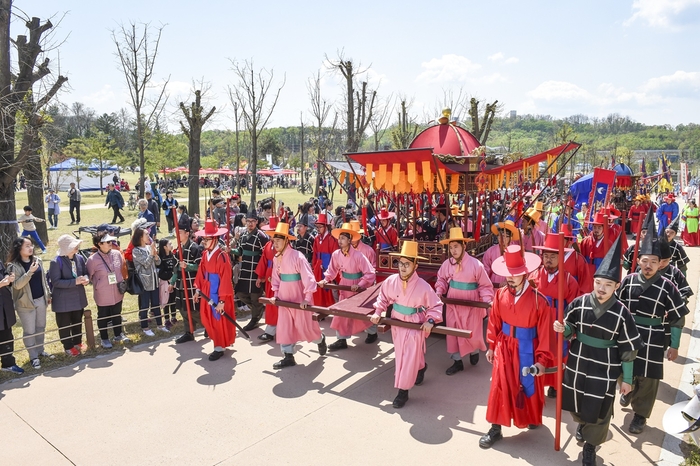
[7,237,52,368]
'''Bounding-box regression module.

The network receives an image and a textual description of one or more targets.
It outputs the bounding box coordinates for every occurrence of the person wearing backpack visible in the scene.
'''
[86,232,129,348]
[50,235,89,357]
[7,237,53,368]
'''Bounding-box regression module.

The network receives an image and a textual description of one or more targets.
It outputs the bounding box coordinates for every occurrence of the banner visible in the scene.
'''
[680,162,688,192]
[587,168,617,221]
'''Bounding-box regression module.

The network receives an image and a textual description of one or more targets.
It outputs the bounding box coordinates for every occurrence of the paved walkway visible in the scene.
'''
[1,245,698,466]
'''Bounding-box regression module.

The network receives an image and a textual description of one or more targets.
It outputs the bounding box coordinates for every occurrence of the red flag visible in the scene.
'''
[587,168,616,221]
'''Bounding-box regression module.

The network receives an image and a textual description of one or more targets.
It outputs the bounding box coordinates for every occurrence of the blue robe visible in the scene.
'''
[656,201,678,235]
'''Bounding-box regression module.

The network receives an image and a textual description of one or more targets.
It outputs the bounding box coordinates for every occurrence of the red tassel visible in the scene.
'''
[362,205,368,237]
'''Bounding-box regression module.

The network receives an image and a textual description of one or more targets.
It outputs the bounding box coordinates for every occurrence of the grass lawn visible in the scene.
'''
[2,173,341,382]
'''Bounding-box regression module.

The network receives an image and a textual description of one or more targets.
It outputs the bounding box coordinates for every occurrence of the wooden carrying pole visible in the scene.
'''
[321,283,492,310]
[259,297,472,339]
[555,232,565,451]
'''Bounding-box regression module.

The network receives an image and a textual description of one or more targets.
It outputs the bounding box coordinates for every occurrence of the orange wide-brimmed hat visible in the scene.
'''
[440,227,470,245]
[331,222,361,242]
[389,240,427,261]
[269,222,297,241]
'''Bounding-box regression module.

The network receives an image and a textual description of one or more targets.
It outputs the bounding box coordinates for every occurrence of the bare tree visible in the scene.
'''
[307,70,336,196]
[391,97,419,149]
[112,21,169,198]
[232,100,242,192]
[227,59,285,206]
[179,85,215,216]
[325,52,377,153]
[0,3,68,258]
[468,97,500,146]
[368,94,394,151]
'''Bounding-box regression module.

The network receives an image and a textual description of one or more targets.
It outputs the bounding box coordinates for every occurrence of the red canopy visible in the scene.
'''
[347,148,458,175]
[484,142,581,175]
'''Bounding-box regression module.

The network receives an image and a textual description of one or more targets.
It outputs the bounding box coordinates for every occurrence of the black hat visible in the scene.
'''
[659,233,672,259]
[638,208,661,257]
[594,233,623,282]
[669,216,679,233]
[297,217,309,227]
[177,214,192,233]
[245,211,258,221]
[642,205,655,233]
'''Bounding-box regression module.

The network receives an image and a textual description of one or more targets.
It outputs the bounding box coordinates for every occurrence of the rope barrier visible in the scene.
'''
[0,303,184,359]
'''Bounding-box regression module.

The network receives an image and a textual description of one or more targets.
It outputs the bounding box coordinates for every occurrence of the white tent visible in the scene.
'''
[48,158,119,192]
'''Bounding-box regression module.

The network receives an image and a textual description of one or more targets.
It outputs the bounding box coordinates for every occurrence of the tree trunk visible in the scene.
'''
[24,139,48,245]
[188,126,201,216]
[250,133,258,206]
[137,115,146,198]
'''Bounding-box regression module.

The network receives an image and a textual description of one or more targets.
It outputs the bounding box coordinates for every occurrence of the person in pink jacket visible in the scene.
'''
[349,220,376,268]
[319,222,376,350]
[370,241,443,409]
[267,222,327,369]
[435,228,494,375]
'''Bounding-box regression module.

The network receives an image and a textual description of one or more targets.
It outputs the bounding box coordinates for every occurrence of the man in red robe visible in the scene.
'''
[479,245,553,449]
[579,211,608,278]
[374,207,399,250]
[628,196,645,236]
[532,234,580,398]
[193,219,237,361]
[255,217,279,342]
[312,213,338,307]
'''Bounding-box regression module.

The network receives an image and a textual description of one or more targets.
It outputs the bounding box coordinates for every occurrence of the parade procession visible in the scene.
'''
[185,112,694,466]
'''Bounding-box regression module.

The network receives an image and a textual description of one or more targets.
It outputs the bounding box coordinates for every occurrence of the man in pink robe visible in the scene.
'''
[436,228,494,375]
[349,220,377,268]
[483,220,520,289]
[319,223,376,350]
[370,241,443,409]
[267,223,327,369]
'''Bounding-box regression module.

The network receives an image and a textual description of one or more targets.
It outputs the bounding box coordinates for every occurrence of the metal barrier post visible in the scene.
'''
[83,309,96,350]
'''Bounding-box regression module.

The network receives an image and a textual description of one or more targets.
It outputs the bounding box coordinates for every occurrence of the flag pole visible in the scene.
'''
[172,208,195,335]
[555,231,565,451]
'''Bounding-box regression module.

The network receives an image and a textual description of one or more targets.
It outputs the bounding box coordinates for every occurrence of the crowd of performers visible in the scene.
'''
[164,191,692,466]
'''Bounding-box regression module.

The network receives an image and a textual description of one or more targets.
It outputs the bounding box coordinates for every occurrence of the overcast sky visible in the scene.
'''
[15,0,700,130]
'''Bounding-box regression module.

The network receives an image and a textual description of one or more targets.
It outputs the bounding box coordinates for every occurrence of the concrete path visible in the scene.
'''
[1,243,697,466]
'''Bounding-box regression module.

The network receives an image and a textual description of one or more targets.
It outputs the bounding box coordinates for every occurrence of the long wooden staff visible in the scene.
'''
[555,232,565,451]
[630,214,644,272]
[259,297,471,339]
[172,209,195,334]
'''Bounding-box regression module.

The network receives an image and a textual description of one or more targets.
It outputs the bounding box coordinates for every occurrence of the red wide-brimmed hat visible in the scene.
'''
[561,223,576,239]
[377,207,396,220]
[194,219,228,238]
[261,216,279,231]
[491,245,541,277]
[533,233,574,254]
[587,211,612,226]
[316,213,332,225]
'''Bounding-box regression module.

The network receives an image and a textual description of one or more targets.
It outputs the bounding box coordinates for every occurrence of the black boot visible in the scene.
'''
[242,317,260,332]
[208,350,224,361]
[582,442,597,466]
[329,338,348,351]
[628,414,646,434]
[175,332,194,344]
[576,423,584,442]
[317,334,327,356]
[479,424,503,449]
[415,363,427,385]
[547,387,557,398]
[365,333,378,344]
[446,360,464,375]
[273,353,296,369]
[469,352,479,365]
[392,389,409,408]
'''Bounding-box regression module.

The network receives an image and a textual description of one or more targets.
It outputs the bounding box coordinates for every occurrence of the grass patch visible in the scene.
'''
[681,436,700,466]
